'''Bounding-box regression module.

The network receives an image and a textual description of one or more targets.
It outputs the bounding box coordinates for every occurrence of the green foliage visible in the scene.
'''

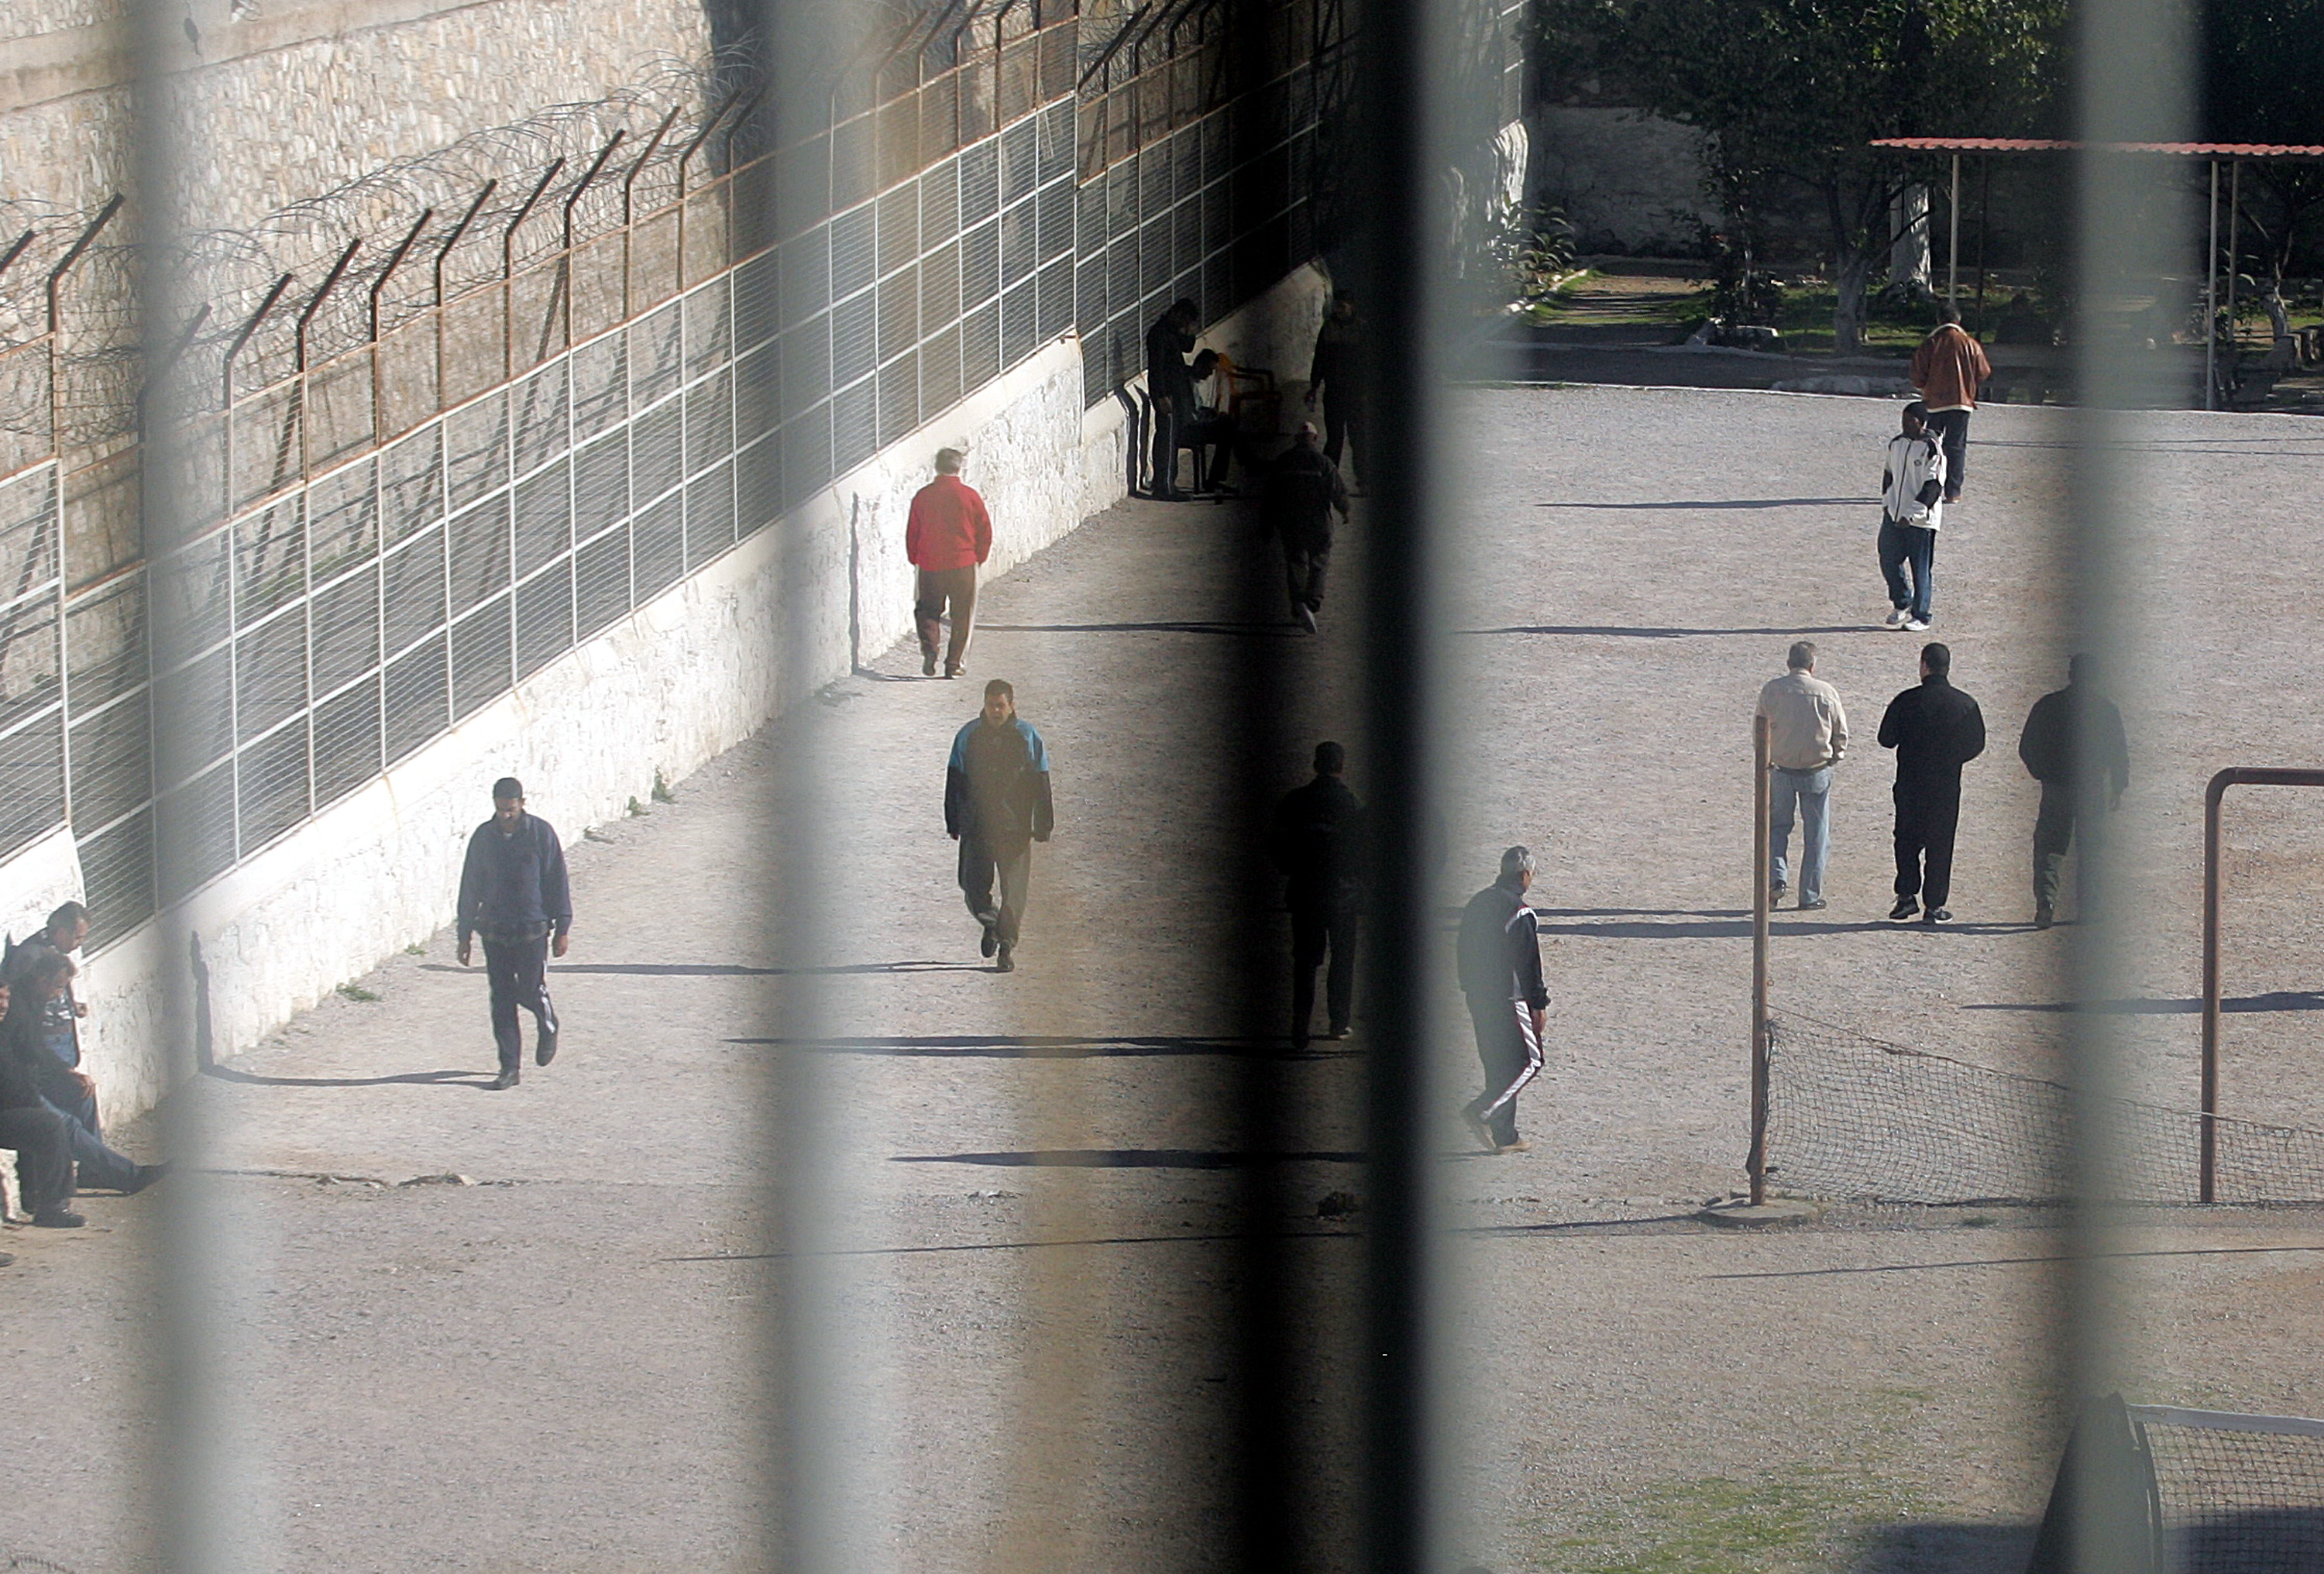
[1540,0,2067,346]
[1497,202,1582,305]
[651,769,677,804]
[404,943,425,956]
[336,982,380,1003]
[1530,1466,1934,1572]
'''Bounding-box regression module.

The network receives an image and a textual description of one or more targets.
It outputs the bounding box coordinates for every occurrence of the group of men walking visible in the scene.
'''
[1757,641,2127,929]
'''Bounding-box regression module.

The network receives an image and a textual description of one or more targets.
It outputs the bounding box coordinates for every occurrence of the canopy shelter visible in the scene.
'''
[1871,136,2324,408]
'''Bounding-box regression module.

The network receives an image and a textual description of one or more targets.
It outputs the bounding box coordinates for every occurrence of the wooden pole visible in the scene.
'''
[1749,713,1772,1206]
[2205,160,2219,411]
[1947,153,1961,304]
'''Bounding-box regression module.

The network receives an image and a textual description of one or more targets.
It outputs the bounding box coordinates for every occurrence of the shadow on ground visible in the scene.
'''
[1851,1521,2034,1572]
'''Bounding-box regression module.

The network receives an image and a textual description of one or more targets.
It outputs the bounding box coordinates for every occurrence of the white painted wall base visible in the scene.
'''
[0,259,1336,1133]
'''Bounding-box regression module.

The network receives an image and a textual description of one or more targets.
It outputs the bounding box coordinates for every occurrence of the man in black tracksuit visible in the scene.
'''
[457,776,572,1088]
[1877,642,1986,924]
[946,679,1054,973]
[1457,846,1549,1153]
[2017,655,2130,929]
[1263,422,1351,634]
[1267,741,1365,1047]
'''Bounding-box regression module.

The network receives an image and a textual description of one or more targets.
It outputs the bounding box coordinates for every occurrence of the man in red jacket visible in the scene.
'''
[1909,304,1992,505]
[906,447,993,679]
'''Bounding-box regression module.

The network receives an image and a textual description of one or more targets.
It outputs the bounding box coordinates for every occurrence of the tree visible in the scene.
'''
[1539,0,2066,350]
[2201,0,2324,290]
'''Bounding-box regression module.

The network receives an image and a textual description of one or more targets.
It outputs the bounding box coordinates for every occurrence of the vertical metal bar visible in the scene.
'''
[43,193,125,334]
[2201,772,2224,1203]
[1749,713,1771,1207]
[2224,160,2242,366]
[294,238,363,373]
[433,180,497,419]
[1947,153,1961,305]
[2205,160,2219,410]
[0,228,37,294]
[501,159,566,383]
[369,208,434,344]
[1353,0,1446,1566]
[621,106,682,227]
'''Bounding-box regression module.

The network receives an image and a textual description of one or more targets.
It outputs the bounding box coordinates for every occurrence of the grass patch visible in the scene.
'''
[1527,1465,1934,1573]
[404,943,425,956]
[335,983,380,1003]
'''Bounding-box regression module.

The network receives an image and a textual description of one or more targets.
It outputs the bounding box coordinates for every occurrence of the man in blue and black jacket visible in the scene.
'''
[456,777,572,1088]
[946,679,1054,974]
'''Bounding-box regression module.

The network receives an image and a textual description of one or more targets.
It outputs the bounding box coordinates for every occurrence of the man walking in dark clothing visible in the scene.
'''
[1144,299,1200,500]
[946,679,1054,973]
[2018,655,2130,929]
[1878,643,1987,923]
[1305,292,1363,484]
[456,777,572,1088]
[1263,422,1351,634]
[1267,741,1365,1047]
[1457,846,1549,1153]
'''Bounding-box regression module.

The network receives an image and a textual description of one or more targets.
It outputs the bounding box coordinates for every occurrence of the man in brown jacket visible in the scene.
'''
[1909,304,1991,505]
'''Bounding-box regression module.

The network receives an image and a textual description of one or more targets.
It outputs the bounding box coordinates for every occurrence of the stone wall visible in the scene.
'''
[29,259,1331,1131]
[1531,105,1721,256]
[1,0,713,225]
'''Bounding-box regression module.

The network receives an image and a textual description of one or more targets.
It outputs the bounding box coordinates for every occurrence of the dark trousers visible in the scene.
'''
[1289,906,1356,1043]
[1893,782,1964,909]
[1925,407,1971,495]
[0,1103,74,1217]
[959,836,1032,948]
[914,566,978,672]
[36,1073,139,1191]
[1877,517,1937,620]
[1282,534,1332,613]
[1150,402,1182,493]
[1466,997,1543,1148]
[2033,782,2106,916]
[1181,412,1238,489]
[1321,394,1363,482]
[482,934,558,1075]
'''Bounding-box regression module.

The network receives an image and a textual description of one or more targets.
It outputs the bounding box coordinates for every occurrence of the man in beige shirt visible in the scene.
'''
[1755,641,1849,910]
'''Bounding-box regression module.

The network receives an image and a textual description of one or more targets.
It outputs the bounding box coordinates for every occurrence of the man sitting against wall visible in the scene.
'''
[5,903,160,1194]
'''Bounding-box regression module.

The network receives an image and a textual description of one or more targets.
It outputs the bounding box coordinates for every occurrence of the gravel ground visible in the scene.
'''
[4,387,2321,1573]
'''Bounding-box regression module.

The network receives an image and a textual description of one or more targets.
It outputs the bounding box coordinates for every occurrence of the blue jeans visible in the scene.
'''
[1769,765,1834,904]
[36,1078,139,1191]
[1877,518,1936,620]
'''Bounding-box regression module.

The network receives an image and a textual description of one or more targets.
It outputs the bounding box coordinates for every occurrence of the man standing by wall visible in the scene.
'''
[906,447,993,679]
[1457,846,1549,1154]
[1755,641,1849,912]
[1145,299,1200,500]
[1305,291,1364,487]
[1267,741,1365,1048]
[457,778,572,1089]
[1264,422,1351,634]
[946,680,1054,974]
[2018,655,2130,930]
[1878,644,1986,925]
[1910,303,1991,504]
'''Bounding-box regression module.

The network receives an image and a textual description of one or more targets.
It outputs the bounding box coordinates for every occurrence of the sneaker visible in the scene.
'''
[1922,907,1952,924]
[490,1068,520,1090]
[1459,1098,1495,1152]
[922,651,938,677]
[1797,898,1827,912]
[1494,1139,1532,1154]
[1889,895,1920,920]
[1322,1026,1352,1040]
[944,665,964,680]
[32,1210,84,1229]
[1884,607,1911,628]
[2034,904,2054,930]
[1903,617,1930,632]
[1294,603,1318,635]
[1769,882,1789,905]
[995,944,1015,974]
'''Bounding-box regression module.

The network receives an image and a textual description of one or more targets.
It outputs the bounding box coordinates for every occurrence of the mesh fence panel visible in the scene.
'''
[2133,1407,2324,1573]
[1765,1011,2324,1205]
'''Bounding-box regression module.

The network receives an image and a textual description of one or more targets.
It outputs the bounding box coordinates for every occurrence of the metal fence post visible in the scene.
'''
[1750,712,1771,1207]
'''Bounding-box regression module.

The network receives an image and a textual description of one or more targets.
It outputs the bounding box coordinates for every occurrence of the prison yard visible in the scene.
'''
[0,381,2311,1572]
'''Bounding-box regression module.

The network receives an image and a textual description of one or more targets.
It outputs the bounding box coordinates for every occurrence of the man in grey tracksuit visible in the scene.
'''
[1457,846,1549,1153]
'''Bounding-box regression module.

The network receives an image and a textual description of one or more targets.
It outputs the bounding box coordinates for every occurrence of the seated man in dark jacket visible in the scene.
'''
[5,904,153,1194]
[0,964,87,1227]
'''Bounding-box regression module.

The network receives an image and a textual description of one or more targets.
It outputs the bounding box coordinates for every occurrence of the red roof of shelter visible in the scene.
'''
[1872,136,2324,157]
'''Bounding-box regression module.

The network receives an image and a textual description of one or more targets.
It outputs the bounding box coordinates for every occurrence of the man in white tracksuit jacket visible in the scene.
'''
[1877,400,1948,632]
